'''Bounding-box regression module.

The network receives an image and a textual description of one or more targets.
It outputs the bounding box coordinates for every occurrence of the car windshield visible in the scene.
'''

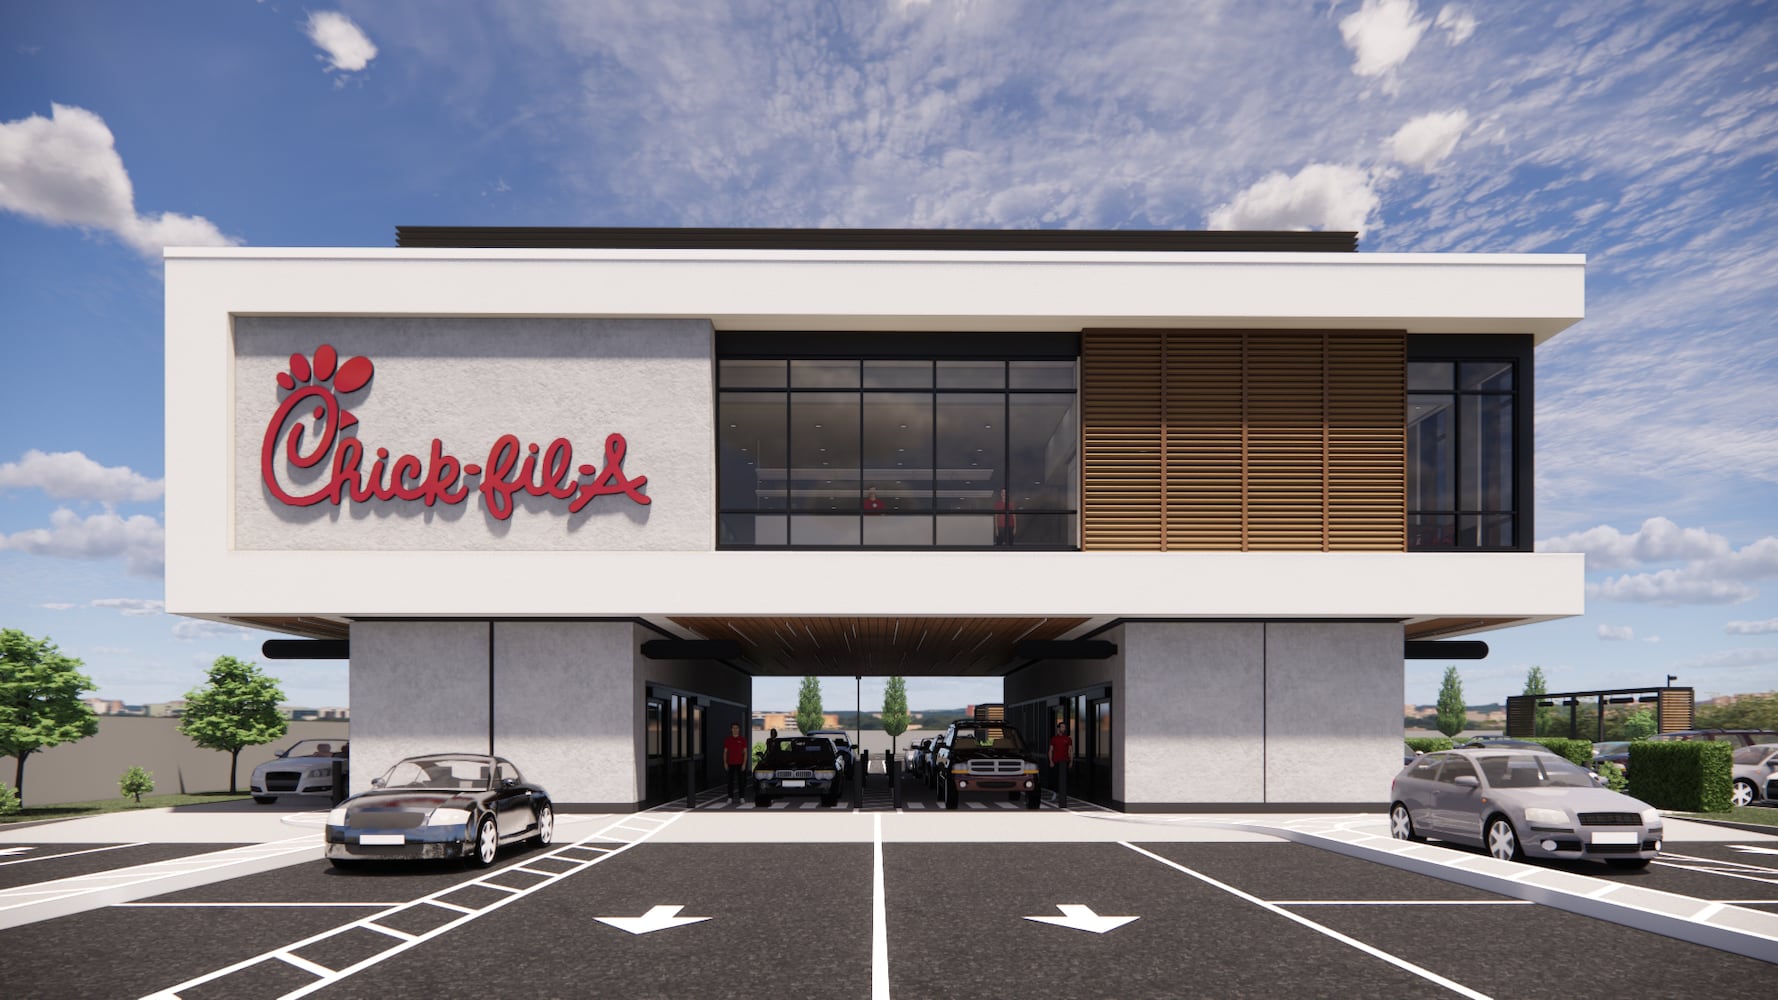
[279,739,346,759]
[1733,745,1775,764]
[380,756,493,791]
[1475,754,1594,789]
[761,739,835,767]
[948,725,1022,750]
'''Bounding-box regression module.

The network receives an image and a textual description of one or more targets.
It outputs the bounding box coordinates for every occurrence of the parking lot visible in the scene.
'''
[1,802,1774,999]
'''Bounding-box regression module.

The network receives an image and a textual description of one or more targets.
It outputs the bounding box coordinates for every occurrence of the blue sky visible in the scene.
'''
[1,1,1774,714]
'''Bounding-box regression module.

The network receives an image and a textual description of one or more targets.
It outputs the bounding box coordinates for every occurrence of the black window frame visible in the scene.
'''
[715,334,1081,551]
[1406,335,1534,552]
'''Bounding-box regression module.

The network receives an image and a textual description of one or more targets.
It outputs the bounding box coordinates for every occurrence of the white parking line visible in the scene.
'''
[116,902,402,908]
[1271,899,1533,906]
[872,813,888,1000]
[139,811,685,1000]
[0,842,150,868]
[1121,842,1493,1000]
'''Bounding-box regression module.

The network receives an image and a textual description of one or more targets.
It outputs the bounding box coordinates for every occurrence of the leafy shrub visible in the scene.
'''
[1627,740,1733,811]
[0,782,18,815]
[1405,737,1453,755]
[1593,759,1628,792]
[751,742,766,766]
[119,765,155,804]
[1524,738,1593,767]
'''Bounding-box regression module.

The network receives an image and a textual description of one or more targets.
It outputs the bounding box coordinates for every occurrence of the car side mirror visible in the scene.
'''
[1453,775,1479,788]
[501,778,518,789]
[371,777,385,788]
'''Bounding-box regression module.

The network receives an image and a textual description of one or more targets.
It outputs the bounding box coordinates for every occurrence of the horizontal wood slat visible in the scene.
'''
[1082,330,1406,551]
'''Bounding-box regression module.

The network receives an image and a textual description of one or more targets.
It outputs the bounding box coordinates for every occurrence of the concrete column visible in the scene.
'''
[1122,622,1266,807]
[494,621,637,809]
[1263,622,1402,805]
[348,621,491,794]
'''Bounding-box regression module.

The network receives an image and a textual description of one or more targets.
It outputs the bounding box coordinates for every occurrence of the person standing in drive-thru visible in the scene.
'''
[1048,722,1073,795]
[723,723,749,804]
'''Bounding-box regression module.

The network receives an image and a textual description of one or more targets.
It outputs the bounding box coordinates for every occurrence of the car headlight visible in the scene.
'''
[427,807,472,827]
[814,770,835,779]
[308,767,332,778]
[755,771,772,782]
[1640,807,1661,826]
[1023,763,1039,774]
[1522,807,1569,826]
[326,806,348,825]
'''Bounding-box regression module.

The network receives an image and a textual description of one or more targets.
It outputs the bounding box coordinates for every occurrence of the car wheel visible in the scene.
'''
[532,803,554,846]
[1486,815,1522,862]
[943,779,959,810]
[471,815,498,868]
[755,795,770,808]
[1389,803,1423,842]
[253,795,277,805]
[1008,791,1022,801]
[1732,779,1757,808]
[1027,789,1041,810]
[821,792,839,807]
[1605,857,1652,870]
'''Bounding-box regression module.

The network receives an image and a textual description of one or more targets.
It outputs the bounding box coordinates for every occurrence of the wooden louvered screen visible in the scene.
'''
[1081,333,1164,550]
[1082,331,1405,551]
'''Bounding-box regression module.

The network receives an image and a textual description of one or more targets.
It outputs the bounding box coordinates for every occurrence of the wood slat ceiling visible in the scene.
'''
[1405,617,1520,640]
[668,616,1090,676]
[223,616,352,641]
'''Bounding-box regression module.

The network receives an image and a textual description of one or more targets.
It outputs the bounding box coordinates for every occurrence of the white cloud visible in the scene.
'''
[305,12,378,73]
[1669,647,1778,672]
[1387,110,1469,171]
[0,508,164,576]
[0,450,163,504]
[90,597,166,617]
[172,619,256,642]
[0,103,237,257]
[1434,5,1476,45]
[1339,0,1428,79]
[1726,618,1778,635]
[1207,163,1379,235]
[38,602,75,611]
[1597,624,1635,641]
[1539,517,1732,570]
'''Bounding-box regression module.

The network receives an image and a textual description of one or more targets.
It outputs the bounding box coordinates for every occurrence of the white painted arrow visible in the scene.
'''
[1727,844,1778,856]
[0,848,33,857]
[594,905,712,935]
[1023,904,1139,934]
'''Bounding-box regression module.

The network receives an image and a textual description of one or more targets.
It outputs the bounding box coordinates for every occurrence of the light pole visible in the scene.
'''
[855,675,862,750]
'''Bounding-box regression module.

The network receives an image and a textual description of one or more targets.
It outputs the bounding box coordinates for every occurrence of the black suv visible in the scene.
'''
[932,721,1041,809]
[753,736,842,808]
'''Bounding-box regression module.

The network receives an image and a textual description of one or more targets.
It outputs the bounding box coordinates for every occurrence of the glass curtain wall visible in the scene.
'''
[718,358,1078,548]
[1408,360,1516,548]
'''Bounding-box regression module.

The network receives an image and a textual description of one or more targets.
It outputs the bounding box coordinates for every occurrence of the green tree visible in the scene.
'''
[178,656,288,794]
[0,629,100,799]
[881,675,909,755]
[1523,666,1557,736]
[795,676,825,736]
[1622,707,1657,740]
[119,765,155,804]
[1695,692,1778,732]
[1435,666,1467,738]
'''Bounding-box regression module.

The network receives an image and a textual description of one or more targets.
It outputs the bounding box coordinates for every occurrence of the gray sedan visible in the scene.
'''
[1732,743,1778,807]
[1390,748,1663,869]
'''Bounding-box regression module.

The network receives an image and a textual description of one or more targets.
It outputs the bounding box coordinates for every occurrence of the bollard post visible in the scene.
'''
[330,760,346,806]
[686,756,697,810]
[852,752,864,809]
[860,748,869,790]
[891,757,903,809]
[1056,761,1069,809]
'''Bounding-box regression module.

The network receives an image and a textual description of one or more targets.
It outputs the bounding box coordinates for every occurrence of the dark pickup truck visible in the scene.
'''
[933,721,1041,809]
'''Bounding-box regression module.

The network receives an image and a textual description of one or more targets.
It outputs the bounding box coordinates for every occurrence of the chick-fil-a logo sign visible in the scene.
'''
[260,344,649,520]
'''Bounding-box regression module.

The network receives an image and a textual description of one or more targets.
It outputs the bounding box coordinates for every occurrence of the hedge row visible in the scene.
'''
[1627,740,1734,811]
[1405,737,1453,755]
[1521,738,1594,767]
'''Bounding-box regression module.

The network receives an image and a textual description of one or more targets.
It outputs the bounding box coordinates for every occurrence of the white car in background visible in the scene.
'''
[805,730,856,777]
[250,739,349,804]
[1732,743,1778,807]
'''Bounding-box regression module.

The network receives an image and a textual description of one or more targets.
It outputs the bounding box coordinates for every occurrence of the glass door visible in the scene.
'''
[644,699,666,806]
[1090,698,1112,805]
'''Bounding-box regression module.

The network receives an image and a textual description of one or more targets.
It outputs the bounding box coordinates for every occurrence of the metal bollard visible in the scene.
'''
[860,748,869,790]
[330,760,347,806]
[686,756,697,810]
[852,752,864,809]
[891,757,903,809]
[1056,762,1069,809]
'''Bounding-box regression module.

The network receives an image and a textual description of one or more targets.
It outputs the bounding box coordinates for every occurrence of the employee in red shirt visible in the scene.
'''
[1048,722,1072,795]
[723,723,749,804]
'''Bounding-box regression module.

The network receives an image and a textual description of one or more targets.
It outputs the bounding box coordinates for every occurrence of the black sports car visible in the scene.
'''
[324,753,553,868]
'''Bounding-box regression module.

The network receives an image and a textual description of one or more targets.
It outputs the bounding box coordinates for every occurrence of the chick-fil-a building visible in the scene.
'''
[164,228,1585,812]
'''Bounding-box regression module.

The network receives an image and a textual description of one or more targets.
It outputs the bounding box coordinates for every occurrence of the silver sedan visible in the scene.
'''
[1732,743,1778,807]
[1390,748,1663,869]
